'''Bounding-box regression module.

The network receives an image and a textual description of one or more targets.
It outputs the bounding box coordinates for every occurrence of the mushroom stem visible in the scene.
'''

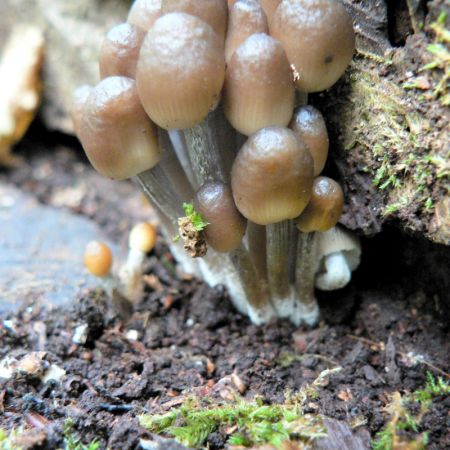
[230,243,275,324]
[315,251,351,291]
[183,107,232,188]
[294,231,320,325]
[168,129,197,188]
[266,221,295,318]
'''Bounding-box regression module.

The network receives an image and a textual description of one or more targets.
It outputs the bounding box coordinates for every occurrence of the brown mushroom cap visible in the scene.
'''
[162,0,228,41]
[296,176,344,232]
[224,33,294,136]
[127,0,162,31]
[260,0,281,20]
[289,105,329,176]
[194,182,247,252]
[231,126,314,225]
[71,85,92,135]
[78,76,160,180]
[136,13,225,130]
[225,0,268,64]
[269,0,355,92]
[99,23,145,79]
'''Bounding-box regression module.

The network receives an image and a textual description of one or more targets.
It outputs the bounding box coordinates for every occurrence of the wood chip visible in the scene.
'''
[0,25,44,166]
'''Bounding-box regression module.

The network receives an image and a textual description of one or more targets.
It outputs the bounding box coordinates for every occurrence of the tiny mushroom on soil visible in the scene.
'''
[73,0,360,326]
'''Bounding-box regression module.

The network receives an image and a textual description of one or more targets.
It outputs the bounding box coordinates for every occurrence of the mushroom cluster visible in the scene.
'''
[73,0,361,325]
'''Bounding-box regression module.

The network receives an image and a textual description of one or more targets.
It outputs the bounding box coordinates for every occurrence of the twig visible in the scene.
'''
[346,335,450,379]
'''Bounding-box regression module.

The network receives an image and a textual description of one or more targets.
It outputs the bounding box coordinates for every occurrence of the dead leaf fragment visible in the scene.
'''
[0,25,44,166]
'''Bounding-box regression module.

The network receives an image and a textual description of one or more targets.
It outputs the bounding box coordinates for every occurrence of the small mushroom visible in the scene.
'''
[136,12,225,130]
[294,177,344,325]
[99,23,145,79]
[127,0,162,31]
[78,76,161,180]
[119,222,157,301]
[194,182,247,253]
[225,0,268,64]
[315,225,361,291]
[289,105,329,176]
[224,33,294,136]
[296,176,343,232]
[269,0,355,92]
[162,0,228,41]
[84,241,133,320]
[231,126,313,225]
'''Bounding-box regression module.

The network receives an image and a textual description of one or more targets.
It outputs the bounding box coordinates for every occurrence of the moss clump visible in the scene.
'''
[140,368,341,449]
[372,373,450,450]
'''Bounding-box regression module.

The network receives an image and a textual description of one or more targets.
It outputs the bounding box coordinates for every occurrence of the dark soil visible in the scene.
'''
[0,135,449,449]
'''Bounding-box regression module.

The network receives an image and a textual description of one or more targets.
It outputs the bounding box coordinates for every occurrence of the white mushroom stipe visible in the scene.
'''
[315,251,351,291]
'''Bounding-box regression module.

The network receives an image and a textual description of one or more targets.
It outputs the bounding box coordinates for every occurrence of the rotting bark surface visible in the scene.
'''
[0,140,449,449]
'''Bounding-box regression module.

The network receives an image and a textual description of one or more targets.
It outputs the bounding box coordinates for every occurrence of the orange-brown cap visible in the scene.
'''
[231,126,314,225]
[260,0,281,20]
[162,0,228,41]
[99,23,145,79]
[289,105,329,176]
[78,76,161,179]
[136,13,225,130]
[70,85,92,136]
[225,0,268,64]
[127,0,162,31]
[269,0,355,92]
[296,176,344,232]
[194,182,247,252]
[224,33,294,135]
[84,241,113,277]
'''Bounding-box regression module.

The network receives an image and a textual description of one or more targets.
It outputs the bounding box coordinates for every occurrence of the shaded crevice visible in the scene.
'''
[386,0,415,46]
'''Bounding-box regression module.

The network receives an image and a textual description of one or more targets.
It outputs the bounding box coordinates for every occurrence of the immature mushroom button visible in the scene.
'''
[296,176,344,232]
[269,0,355,92]
[127,0,162,31]
[136,13,225,130]
[224,33,294,136]
[225,0,268,64]
[99,23,145,79]
[84,241,113,277]
[231,126,314,225]
[290,105,329,176]
[78,76,161,180]
[315,226,361,291]
[129,222,157,253]
[162,0,228,41]
[194,182,247,253]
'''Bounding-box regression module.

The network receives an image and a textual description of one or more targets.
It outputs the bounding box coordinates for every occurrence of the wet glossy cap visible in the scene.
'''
[194,182,247,252]
[136,13,225,129]
[127,0,162,31]
[162,0,228,41]
[84,241,113,277]
[231,126,314,225]
[225,0,268,63]
[290,105,329,176]
[78,76,161,179]
[70,85,92,135]
[296,176,344,232]
[99,23,145,79]
[269,0,355,92]
[224,33,294,135]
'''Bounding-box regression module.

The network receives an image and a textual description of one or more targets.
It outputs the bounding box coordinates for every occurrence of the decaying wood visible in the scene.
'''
[319,0,450,245]
[0,25,44,166]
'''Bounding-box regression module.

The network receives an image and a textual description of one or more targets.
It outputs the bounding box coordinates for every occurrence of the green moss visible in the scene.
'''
[372,373,449,450]
[63,419,100,450]
[140,368,342,449]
